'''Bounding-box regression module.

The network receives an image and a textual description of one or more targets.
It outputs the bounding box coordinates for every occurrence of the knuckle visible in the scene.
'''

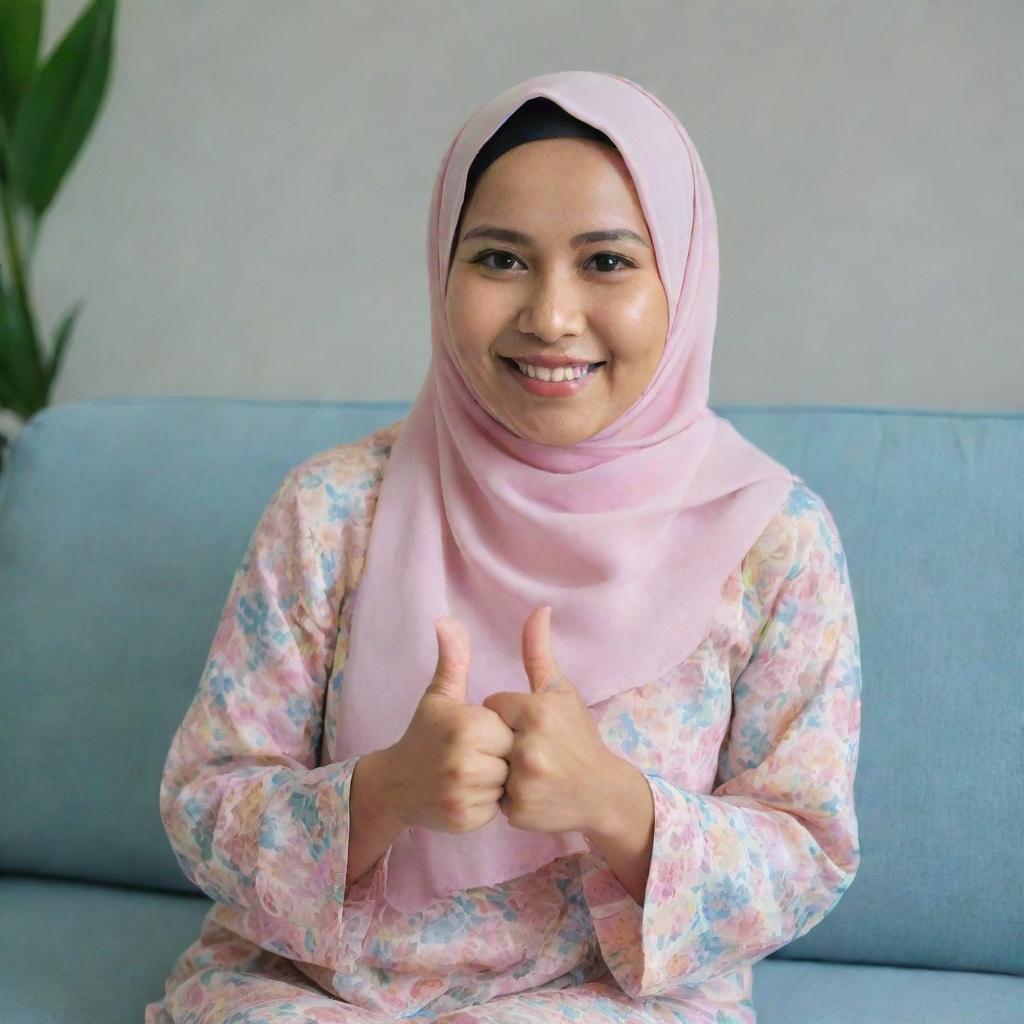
[439,792,463,817]
[530,703,554,730]
[517,744,546,777]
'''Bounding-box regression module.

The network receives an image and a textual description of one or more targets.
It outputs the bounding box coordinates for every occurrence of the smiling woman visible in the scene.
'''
[148,70,861,1024]
[444,102,669,446]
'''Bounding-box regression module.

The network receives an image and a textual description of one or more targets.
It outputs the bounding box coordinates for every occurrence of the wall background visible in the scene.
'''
[16,0,1022,446]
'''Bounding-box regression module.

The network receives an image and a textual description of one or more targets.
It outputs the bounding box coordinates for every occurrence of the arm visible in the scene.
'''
[159,462,399,967]
[579,492,862,999]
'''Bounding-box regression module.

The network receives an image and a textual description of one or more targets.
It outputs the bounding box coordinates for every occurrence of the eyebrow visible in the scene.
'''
[459,225,651,250]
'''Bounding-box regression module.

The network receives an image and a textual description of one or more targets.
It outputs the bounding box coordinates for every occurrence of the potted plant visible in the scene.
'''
[0,0,116,474]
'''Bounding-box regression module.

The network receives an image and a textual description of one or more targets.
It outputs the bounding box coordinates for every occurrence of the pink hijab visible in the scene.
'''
[335,70,795,914]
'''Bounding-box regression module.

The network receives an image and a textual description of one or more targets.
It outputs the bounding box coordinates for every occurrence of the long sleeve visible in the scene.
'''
[580,488,862,999]
[158,462,391,970]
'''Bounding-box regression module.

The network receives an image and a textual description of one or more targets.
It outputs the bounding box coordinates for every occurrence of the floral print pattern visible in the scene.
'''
[145,418,861,1023]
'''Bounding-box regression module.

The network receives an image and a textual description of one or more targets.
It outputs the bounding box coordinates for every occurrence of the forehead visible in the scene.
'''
[473,137,630,191]
[462,139,649,231]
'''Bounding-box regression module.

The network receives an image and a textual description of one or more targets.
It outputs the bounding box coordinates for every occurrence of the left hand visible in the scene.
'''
[482,605,616,836]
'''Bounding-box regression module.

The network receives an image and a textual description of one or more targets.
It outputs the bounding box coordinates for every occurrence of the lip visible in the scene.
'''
[500,356,603,397]
[505,354,603,368]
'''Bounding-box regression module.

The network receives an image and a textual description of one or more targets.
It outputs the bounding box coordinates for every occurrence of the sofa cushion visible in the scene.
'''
[0,874,210,1023]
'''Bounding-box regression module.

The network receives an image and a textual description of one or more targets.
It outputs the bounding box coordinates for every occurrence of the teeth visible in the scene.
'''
[513,360,590,382]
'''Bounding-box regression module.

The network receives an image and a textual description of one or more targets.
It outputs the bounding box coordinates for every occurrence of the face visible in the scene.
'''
[445,137,669,446]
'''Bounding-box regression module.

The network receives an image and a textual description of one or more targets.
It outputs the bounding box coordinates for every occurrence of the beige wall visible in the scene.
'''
[20,0,1022,445]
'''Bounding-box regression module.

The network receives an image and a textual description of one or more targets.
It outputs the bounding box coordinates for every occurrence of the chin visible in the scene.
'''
[520,420,598,446]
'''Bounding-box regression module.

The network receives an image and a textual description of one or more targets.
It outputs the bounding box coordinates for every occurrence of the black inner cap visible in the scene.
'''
[449,97,617,268]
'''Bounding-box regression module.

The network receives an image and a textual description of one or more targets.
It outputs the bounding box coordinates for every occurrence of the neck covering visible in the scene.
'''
[335,70,795,914]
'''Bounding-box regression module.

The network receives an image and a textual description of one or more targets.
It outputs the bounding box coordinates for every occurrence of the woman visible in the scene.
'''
[146,71,861,1023]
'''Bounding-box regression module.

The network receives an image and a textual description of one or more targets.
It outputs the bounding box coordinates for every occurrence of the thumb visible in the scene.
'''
[522,605,563,694]
[427,615,470,702]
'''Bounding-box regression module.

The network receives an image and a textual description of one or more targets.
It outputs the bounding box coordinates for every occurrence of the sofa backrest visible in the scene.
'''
[0,398,1020,977]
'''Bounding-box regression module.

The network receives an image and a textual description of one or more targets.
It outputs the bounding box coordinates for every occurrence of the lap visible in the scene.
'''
[145,913,389,1023]
[146,913,715,1024]
[432,978,715,1023]
[151,976,712,1024]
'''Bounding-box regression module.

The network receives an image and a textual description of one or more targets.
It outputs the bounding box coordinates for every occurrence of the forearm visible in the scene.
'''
[346,747,408,888]
[582,753,656,907]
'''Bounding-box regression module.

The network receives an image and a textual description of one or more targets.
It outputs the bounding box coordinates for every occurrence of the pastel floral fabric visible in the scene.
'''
[145,418,861,1023]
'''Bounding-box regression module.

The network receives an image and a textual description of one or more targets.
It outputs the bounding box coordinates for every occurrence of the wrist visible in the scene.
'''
[582,751,633,845]
[346,746,408,890]
[361,745,410,833]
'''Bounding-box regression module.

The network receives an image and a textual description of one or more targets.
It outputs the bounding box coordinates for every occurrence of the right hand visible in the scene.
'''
[383,615,515,835]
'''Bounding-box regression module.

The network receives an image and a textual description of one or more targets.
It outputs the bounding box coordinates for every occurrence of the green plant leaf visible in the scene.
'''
[0,282,43,414]
[0,0,43,139]
[14,199,37,263]
[7,0,116,217]
[0,364,24,409]
[44,297,81,393]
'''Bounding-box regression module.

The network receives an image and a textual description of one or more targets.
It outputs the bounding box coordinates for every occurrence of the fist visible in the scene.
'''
[387,615,515,834]
[482,606,614,836]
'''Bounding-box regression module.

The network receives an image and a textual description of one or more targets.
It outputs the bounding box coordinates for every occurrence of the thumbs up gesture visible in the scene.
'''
[482,605,617,837]
[383,616,515,836]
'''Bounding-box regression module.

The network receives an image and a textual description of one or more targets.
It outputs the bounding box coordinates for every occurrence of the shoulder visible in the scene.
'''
[742,475,850,603]
[279,417,405,512]
[258,419,405,592]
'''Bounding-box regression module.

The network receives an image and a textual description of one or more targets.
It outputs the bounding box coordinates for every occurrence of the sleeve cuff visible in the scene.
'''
[579,773,702,999]
[345,838,393,908]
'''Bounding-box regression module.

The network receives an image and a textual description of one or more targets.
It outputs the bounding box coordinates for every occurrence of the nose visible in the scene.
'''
[516,270,586,344]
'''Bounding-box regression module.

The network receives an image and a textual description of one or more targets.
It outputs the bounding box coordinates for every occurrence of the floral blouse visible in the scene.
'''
[146,418,862,1023]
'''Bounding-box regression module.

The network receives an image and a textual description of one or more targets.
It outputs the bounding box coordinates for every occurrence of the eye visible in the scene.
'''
[471,249,525,272]
[588,252,635,273]
[469,250,636,274]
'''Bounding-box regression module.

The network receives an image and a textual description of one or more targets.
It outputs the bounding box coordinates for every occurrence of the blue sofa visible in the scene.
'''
[1,396,1021,1023]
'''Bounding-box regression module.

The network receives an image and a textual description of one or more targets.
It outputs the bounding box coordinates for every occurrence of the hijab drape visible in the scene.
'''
[334,70,795,914]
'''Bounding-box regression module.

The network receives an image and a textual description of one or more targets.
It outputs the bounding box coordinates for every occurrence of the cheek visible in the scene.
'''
[448,281,505,355]
[602,287,668,363]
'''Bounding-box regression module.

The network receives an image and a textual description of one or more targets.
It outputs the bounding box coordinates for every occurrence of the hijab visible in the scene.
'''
[334,70,795,914]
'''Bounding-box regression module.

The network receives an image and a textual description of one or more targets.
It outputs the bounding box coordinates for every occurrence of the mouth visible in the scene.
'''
[498,356,606,397]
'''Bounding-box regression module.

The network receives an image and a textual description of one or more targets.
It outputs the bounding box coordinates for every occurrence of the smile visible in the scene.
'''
[499,357,605,397]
